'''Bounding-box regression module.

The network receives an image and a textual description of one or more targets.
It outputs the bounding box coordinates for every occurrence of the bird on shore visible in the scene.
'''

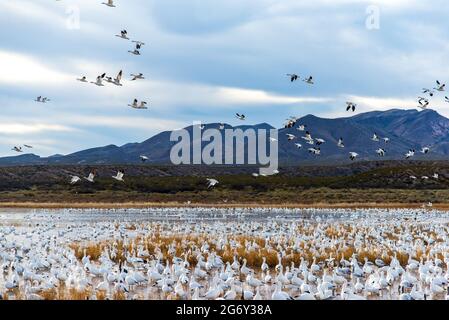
[287,74,299,82]
[112,171,125,182]
[206,179,219,189]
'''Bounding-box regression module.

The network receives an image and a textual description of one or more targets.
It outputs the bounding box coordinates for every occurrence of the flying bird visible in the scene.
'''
[434,80,445,92]
[303,76,314,85]
[337,137,345,148]
[128,99,148,109]
[102,0,116,7]
[70,176,81,185]
[308,148,321,155]
[115,30,129,40]
[346,102,357,112]
[376,148,386,157]
[286,74,299,82]
[349,152,359,161]
[84,171,96,183]
[315,138,325,146]
[295,143,302,149]
[11,146,23,153]
[422,88,434,97]
[24,144,33,148]
[130,73,144,81]
[286,134,296,141]
[77,76,88,83]
[383,137,390,143]
[421,147,430,154]
[140,155,149,163]
[91,73,106,86]
[405,149,415,159]
[372,133,380,142]
[206,178,219,189]
[112,171,125,182]
[296,124,306,131]
[417,97,429,110]
[236,113,246,121]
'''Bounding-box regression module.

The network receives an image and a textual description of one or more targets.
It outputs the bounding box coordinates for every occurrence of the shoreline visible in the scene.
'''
[0,202,442,209]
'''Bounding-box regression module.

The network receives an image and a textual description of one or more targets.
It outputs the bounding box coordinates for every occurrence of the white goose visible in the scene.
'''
[102,0,116,7]
[112,171,125,182]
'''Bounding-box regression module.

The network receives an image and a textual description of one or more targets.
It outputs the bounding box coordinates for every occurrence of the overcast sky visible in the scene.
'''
[1,0,449,157]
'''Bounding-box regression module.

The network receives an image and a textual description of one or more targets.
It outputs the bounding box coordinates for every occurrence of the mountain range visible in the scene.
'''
[1,108,449,166]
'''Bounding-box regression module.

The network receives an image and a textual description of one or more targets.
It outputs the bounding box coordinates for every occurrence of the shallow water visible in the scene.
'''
[0,207,448,300]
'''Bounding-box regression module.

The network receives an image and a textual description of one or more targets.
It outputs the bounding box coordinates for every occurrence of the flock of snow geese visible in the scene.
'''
[0,207,448,300]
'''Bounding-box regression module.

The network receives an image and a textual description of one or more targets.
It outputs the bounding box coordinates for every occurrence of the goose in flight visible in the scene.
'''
[422,88,434,97]
[410,175,417,180]
[295,143,302,149]
[434,80,445,92]
[219,123,225,130]
[112,170,125,182]
[286,134,296,141]
[35,96,50,103]
[303,76,314,85]
[432,173,439,179]
[84,171,96,183]
[140,155,149,162]
[445,96,449,103]
[115,30,129,40]
[113,70,123,86]
[287,74,299,82]
[130,73,144,81]
[297,124,306,131]
[337,137,345,148]
[308,147,321,155]
[77,76,88,83]
[383,137,390,143]
[376,148,386,157]
[405,149,415,159]
[284,119,296,129]
[11,146,23,153]
[132,40,145,47]
[206,178,219,189]
[346,102,357,112]
[315,138,325,145]
[269,138,278,143]
[236,113,246,121]
[349,152,359,161]
[24,144,33,148]
[417,97,429,109]
[421,147,430,154]
[128,99,148,109]
[91,73,106,86]
[372,133,380,142]
[102,0,116,7]
[70,176,81,185]
[128,43,141,55]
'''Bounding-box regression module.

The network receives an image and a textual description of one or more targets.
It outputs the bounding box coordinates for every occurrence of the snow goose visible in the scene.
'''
[102,0,116,7]
[286,134,296,141]
[337,137,345,148]
[286,74,299,82]
[206,178,219,189]
[11,146,23,153]
[417,97,429,109]
[422,88,435,97]
[434,80,445,92]
[77,76,88,83]
[376,148,386,157]
[297,124,306,131]
[295,143,302,149]
[130,73,144,81]
[421,147,430,154]
[308,147,321,155]
[405,149,415,159]
[128,99,148,109]
[70,176,81,185]
[115,30,129,40]
[349,152,359,161]
[346,102,357,112]
[112,170,125,182]
[140,155,149,162]
[303,76,314,85]
[315,138,325,145]
[372,133,380,142]
[235,113,246,121]
[271,283,293,300]
[84,171,96,183]
[91,73,105,86]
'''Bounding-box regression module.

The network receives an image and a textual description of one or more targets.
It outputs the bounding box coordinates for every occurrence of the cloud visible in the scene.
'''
[0,123,75,135]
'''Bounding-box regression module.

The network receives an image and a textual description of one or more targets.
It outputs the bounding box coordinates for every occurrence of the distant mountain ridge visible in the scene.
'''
[1,109,449,166]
